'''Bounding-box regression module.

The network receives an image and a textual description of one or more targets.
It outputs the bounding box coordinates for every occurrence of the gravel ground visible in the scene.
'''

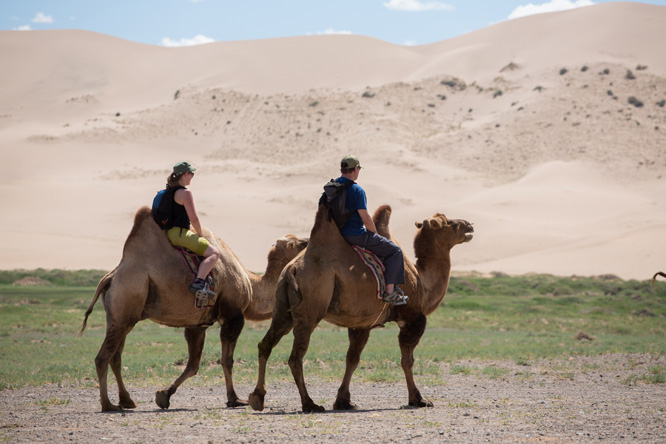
[1,355,665,443]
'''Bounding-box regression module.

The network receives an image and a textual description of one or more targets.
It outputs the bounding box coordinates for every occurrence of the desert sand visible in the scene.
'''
[0,2,664,279]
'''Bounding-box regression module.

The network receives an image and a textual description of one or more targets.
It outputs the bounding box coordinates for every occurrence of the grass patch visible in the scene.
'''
[36,397,71,406]
[0,271,664,390]
[0,269,106,286]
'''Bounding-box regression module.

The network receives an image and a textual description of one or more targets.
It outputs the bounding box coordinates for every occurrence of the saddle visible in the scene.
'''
[352,246,386,300]
[176,247,217,310]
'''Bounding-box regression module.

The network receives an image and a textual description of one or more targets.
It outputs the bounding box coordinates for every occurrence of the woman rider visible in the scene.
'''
[153,161,220,299]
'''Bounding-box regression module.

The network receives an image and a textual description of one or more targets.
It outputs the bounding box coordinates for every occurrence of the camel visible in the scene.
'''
[248,204,474,412]
[79,206,307,412]
[653,272,666,284]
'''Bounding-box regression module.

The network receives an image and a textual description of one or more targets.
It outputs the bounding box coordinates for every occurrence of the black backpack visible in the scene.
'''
[152,186,184,230]
[319,179,356,229]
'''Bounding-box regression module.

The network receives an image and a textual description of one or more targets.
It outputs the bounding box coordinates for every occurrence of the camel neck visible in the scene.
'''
[415,254,452,315]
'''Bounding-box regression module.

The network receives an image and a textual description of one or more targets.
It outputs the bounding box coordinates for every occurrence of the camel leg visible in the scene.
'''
[398,314,433,408]
[155,327,207,409]
[219,312,247,407]
[333,328,370,410]
[109,333,137,409]
[248,311,294,411]
[249,281,294,411]
[95,326,128,412]
[289,324,324,413]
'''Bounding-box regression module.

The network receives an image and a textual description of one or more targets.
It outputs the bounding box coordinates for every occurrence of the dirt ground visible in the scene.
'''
[1,355,665,443]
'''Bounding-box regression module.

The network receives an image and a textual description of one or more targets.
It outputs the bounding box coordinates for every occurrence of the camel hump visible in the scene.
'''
[129,206,156,234]
[134,206,153,224]
[309,204,338,239]
[122,206,165,255]
[373,205,392,240]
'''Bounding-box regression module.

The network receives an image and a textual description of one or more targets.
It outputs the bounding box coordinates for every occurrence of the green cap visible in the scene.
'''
[173,161,197,175]
[341,155,362,169]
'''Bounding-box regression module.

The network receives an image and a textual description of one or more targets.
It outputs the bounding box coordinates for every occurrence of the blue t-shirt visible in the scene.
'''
[336,177,368,236]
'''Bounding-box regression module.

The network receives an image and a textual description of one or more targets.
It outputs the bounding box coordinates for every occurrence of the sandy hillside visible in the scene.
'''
[0,2,664,279]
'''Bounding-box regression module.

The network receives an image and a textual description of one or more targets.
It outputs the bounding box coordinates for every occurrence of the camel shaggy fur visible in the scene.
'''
[79,206,307,412]
[248,204,473,412]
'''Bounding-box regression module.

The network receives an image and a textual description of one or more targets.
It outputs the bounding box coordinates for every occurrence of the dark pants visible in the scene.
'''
[343,232,405,285]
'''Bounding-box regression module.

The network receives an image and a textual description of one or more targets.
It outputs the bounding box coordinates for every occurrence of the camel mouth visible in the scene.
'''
[464,233,474,242]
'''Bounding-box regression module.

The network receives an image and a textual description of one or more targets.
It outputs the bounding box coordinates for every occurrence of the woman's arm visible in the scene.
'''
[174,189,204,236]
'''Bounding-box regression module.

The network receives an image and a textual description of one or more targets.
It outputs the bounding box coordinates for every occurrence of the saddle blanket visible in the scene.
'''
[352,245,386,300]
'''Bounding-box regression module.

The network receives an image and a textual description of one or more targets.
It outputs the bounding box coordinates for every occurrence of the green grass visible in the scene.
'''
[0,271,665,390]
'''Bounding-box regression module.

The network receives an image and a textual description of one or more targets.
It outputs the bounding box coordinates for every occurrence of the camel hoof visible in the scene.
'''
[248,391,265,411]
[409,398,434,408]
[226,398,249,408]
[101,403,120,412]
[119,398,137,409]
[302,402,325,413]
[332,399,358,411]
[155,390,171,409]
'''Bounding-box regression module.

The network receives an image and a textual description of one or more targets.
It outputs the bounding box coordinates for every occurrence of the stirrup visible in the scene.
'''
[194,284,215,308]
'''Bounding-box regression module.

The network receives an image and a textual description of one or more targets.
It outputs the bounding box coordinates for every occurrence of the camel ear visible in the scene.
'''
[428,218,442,230]
[415,221,423,229]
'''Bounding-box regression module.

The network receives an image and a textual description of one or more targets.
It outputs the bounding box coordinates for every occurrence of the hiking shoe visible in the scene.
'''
[189,279,215,300]
[382,288,408,305]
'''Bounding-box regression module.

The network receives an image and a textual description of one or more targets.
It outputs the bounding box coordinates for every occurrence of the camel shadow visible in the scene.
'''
[250,406,404,416]
[97,407,197,415]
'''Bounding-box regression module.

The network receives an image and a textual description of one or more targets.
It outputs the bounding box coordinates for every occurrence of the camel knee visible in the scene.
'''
[182,357,202,376]
[94,353,108,372]
[257,338,274,360]
[400,355,415,368]
[220,355,234,369]
[288,354,304,373]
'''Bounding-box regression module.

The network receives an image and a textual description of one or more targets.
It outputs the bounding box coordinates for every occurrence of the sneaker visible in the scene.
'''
[382,287,408,305]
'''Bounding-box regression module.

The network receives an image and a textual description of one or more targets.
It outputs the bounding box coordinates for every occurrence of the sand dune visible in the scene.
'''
[0,2,664,279]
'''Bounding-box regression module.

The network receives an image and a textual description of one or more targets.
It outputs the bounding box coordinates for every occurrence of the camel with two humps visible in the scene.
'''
[80,206,307,412]
[248,204,473,412]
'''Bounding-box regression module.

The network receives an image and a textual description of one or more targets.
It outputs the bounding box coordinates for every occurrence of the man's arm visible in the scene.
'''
[358,209,377,233]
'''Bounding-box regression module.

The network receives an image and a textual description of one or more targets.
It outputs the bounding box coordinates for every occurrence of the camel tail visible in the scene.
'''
[78,268,115,337]
[652,271,666,285]
[280,266,302,311]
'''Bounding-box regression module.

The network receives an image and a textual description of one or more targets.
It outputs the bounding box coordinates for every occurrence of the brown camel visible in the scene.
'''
[79,206,307,412]
[248,204,473,412]
[653,272,666,284]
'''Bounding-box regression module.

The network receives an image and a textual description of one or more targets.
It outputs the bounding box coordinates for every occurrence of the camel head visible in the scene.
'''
[414,213,474,259]
[268,234,309,266]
